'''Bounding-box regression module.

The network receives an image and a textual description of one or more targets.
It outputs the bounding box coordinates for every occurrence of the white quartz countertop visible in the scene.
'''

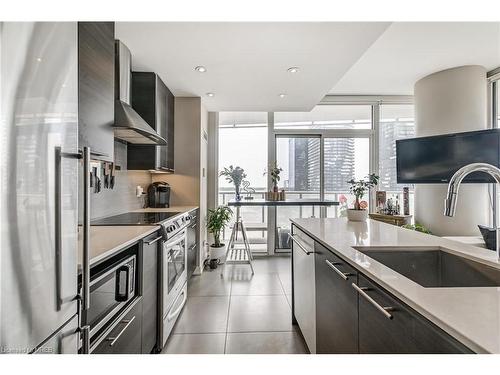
[79,206,198,266]
[290,217,500,354]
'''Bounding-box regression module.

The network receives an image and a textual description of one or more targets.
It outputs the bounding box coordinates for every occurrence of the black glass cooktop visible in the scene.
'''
[91,212,181,226]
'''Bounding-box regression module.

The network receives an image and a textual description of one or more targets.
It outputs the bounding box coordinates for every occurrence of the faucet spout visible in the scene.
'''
[443,163,500,260]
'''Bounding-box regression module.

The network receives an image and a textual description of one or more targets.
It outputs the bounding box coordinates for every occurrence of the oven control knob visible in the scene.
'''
[167,225,176,233]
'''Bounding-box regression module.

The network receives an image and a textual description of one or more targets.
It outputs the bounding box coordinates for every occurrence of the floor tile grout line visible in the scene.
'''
[223,272,233,354]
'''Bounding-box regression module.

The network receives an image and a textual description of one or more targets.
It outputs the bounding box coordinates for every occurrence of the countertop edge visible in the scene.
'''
[290,218,490,354]
[89,226,159,266]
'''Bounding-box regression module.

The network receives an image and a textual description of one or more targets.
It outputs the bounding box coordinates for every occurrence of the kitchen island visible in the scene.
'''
[290,217,500,354]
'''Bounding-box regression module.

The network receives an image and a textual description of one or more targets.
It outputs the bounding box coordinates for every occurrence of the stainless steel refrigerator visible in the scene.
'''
[1,22,80,354]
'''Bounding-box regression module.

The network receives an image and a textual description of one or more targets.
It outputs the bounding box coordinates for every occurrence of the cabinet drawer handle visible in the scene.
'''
[145,236,162,245]
[351,283,394,320]
[106,316,136,346]
[325,259,350,280]
[289,234,313,255]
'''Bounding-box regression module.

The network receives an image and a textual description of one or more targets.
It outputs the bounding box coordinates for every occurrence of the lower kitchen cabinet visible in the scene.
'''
[356,274,473,354]
[315,242,358,354]
[93,298,143,354]
[141,231,161,353]
[291,226,316,353]
[292,228,475,354]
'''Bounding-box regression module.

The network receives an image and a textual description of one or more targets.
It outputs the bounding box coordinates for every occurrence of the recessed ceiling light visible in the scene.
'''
[287,67,300,73]
[206,92,215,97]
[279,93,287,98]
[195,66,207,73]
[36,57,42,62]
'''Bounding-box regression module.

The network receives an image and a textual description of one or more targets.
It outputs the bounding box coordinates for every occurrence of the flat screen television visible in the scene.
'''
[396,129,500,184]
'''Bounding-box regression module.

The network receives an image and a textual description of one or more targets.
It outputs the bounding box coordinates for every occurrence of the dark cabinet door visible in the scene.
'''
[78,22,115,161]
[315,242,358,353]
[93,298,143,354]
[165,85,175,171]
[141,231,161,353]
[128,72,174,171]
[357,274,473,354]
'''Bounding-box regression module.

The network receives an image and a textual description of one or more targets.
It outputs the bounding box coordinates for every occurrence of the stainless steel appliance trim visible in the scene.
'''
[166,288,187,322]
[90,255,136,287]
[81,325,90,354]
[81,147,91,353]
[351,283,394,320]
[89,255,136,336]
[54,147,63,311]
[145,236,163,245]
[82,147,91,311]
[165,229,187,248]
[105,316,136,347]
[289,234,313,255]
[325,259,349,280]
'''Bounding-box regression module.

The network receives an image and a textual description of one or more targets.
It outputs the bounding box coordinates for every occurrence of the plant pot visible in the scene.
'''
[210,244,227,263]
[347,209,368,222]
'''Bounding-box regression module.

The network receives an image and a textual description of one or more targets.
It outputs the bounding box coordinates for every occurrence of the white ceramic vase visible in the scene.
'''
[347,209,368,222]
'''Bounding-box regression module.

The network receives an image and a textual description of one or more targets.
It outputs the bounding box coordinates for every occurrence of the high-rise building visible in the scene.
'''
[379,120,415,191]
[288,137,355,192]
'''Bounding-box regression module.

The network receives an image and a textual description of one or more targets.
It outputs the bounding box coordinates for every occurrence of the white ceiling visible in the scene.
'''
[116,22,500,112]
[330,22,500,95]
[115,22,390,112]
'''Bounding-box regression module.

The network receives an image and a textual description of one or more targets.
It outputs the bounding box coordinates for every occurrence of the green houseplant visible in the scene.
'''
[206,206,233,260]
[220,165,247,201]
[265,163,283,192]
[346,173,379,221]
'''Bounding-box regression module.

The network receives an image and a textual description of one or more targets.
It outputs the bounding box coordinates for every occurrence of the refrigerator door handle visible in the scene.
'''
[80,147,91,354]
[55,147,82,311]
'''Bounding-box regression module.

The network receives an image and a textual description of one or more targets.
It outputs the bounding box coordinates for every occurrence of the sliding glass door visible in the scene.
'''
[275,136,321,251]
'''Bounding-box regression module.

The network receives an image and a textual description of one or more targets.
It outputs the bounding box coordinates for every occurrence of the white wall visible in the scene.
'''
[414,65,489,236]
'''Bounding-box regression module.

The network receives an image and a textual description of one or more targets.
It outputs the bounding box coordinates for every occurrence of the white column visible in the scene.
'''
[414,65,488,236]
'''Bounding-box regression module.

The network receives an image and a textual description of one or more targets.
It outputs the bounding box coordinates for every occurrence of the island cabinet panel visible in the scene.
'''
[140,231,161,353]
[356,274,473,354]
[314,242,358,354]
[291,226,316,353]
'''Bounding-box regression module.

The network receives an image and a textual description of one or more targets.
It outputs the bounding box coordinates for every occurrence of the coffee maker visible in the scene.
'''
[147,181,171,208]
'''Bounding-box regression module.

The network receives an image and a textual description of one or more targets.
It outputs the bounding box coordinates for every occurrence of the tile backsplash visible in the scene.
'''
[89,140,151,219]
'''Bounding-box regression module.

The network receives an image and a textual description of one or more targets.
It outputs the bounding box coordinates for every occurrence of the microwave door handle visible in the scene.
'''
[115,265,131,302]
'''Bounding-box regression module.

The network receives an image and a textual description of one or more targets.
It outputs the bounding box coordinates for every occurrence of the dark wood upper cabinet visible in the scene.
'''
[128,72,174,171]
[78,22,115,161]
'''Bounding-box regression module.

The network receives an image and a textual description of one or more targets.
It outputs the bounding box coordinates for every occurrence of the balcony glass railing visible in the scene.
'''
[217,189,414,253]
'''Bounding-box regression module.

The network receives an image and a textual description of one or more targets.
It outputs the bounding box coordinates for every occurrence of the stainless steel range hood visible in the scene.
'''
[113,40,167,145]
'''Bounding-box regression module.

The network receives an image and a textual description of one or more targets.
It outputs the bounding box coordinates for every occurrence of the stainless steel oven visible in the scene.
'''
[86,254,138,346]
[160,228,188,347]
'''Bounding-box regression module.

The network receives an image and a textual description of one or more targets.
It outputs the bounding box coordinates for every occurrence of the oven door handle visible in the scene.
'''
[167,289,187,322]
[165,231,186,248]
[115,264,131,302]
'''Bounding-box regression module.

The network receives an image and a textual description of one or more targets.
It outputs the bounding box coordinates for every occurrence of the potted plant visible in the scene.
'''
[265,163,283,192]
[206,205,233,262]
[346,173,379,221]
[220,165,246,201]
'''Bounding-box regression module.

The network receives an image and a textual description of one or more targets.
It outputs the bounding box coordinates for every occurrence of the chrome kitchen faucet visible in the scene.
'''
[444,162,500,260]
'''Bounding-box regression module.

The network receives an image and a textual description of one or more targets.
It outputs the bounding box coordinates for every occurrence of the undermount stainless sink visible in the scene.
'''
[353,247,500,288]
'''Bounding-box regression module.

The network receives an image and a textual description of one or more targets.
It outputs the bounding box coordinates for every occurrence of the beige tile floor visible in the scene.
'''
[162,255,308,354]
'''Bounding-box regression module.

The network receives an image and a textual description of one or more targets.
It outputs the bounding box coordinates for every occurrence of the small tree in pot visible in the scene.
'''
[346,173,379,221]
[206,206,233,261]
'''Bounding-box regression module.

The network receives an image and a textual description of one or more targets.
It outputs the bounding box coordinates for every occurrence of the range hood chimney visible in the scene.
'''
[113,40,167,145]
